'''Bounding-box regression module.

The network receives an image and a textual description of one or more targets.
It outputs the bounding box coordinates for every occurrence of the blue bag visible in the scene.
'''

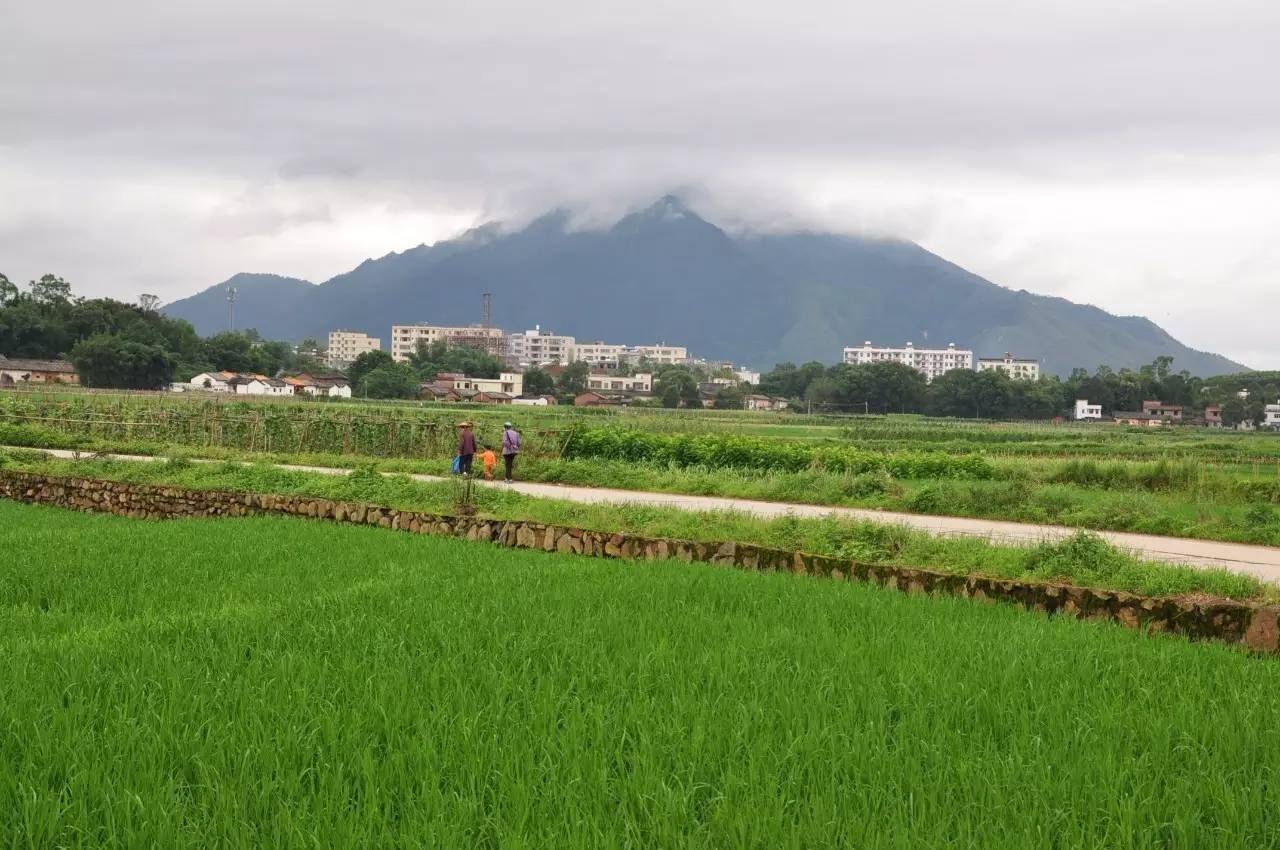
[451,456,462,474]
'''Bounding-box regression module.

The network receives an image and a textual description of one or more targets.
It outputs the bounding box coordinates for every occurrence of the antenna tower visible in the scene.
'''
[227,285,239,331]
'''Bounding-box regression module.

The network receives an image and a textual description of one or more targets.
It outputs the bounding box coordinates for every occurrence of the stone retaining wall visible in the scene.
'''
[4,469,1279,654]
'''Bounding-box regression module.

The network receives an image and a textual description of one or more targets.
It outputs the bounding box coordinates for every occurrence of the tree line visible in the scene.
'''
[5,273,1272,419]
[0,274,324,388]
[758,355,1275,421]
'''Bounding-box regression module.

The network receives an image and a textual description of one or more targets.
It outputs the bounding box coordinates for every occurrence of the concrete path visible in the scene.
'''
[11,445,1280,582]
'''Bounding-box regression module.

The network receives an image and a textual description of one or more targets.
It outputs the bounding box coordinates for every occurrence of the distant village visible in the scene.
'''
[321,323,776,409]
[3,327,1278,428]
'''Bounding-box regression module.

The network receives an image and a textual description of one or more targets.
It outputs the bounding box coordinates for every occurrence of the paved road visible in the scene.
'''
[12,445,1280,582]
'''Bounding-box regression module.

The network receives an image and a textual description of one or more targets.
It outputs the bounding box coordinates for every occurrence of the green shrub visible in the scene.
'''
[1245,503,1277,530]
[1023,531,1131,583]
[1031,486,1083,520]
[907,485,949,514]
[842,470,897,499]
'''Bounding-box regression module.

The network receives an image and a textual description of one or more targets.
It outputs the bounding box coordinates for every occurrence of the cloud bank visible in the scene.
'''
[2,0,1277,366]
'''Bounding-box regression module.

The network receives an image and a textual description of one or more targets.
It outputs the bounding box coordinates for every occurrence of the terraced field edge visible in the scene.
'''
[4,468,1279,655]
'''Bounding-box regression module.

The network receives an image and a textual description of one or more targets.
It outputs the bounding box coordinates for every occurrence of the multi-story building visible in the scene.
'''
[508,327,575,367]
[390,324,507,362]
[626,344,688,365]
[431,371,524,397]
[573,342,628,369]
[976,353,1041,381]
[1141,400,1184,422]
[1264,401,1280,429]
[587,372,653,394]
[842,341,973,382]
[326,330,380,368]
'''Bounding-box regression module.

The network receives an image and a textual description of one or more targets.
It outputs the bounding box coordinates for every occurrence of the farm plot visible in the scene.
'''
[4,500,1280,848]
[4,391,1280,546]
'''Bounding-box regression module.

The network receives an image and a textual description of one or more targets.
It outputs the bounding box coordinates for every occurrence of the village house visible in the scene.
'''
[236,377,293,397]
[1074,400,1103,420]
[187,371,239,392]
[429,371,523,397]
[743,394,789,412]
[1142,400,1184,422]
[1112,411,1166,427]
[419,371,522,404]
[420,385,461,402]
[586,372,653,394]
[574,390,630,407]
[0,357,80,386]
[1203,406,1223,428]
[283,374,352,399]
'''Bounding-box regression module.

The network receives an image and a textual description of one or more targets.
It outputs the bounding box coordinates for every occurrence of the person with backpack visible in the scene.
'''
[501,421,521,482]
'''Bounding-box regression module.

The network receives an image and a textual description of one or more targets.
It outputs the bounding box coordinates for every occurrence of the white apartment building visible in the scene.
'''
[626,344,688,365]
[842,341,973,382]
[390,324,507,362]
[587,373,653,394]
[326,331,380,368]
[976,353,1041,381]
[735,369,761,385]
[574,342,628,369]
[1264,401,1280,429]
[1075,399,1103,420]
[508,327,575,367]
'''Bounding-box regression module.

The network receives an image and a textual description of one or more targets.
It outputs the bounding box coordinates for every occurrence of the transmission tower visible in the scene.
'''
[227,285,238,331]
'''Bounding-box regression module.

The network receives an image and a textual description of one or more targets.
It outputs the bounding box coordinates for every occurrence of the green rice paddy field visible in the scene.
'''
[5,500,1280,848]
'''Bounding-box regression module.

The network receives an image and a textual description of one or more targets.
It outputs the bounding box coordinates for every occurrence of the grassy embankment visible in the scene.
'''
[4,500,1280,847]
[0,447,1267,601]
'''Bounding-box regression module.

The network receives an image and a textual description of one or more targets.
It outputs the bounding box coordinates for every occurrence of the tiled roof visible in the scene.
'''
[0,357,77,373]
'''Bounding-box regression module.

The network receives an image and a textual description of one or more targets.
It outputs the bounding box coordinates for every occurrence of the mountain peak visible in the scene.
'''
[162,198,1246,377]
[610,194,720,239]
[641,194,694,220]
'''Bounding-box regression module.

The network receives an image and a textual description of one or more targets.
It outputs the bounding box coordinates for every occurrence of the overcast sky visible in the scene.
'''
[2,0,1277,367]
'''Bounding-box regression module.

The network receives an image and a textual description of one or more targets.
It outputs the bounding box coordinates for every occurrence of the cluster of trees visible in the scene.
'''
[346,341,518,399]
[352,346,719,405]
[758,355,1259,421]
[0,274,324,388]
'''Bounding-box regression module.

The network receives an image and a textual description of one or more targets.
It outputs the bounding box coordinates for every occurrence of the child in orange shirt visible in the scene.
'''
[479,445,498,480]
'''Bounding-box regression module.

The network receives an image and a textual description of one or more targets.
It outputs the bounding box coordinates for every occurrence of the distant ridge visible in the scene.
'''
[164,197,1245,376]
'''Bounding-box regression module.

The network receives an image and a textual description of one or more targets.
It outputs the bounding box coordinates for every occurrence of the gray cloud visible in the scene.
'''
[2,0,1278,365]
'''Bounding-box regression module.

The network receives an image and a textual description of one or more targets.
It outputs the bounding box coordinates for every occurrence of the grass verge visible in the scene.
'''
[0,447,1268,601]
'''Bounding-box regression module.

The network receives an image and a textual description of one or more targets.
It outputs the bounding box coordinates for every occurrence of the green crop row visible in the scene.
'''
[563,426,996,479]
[0,393,558,459]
